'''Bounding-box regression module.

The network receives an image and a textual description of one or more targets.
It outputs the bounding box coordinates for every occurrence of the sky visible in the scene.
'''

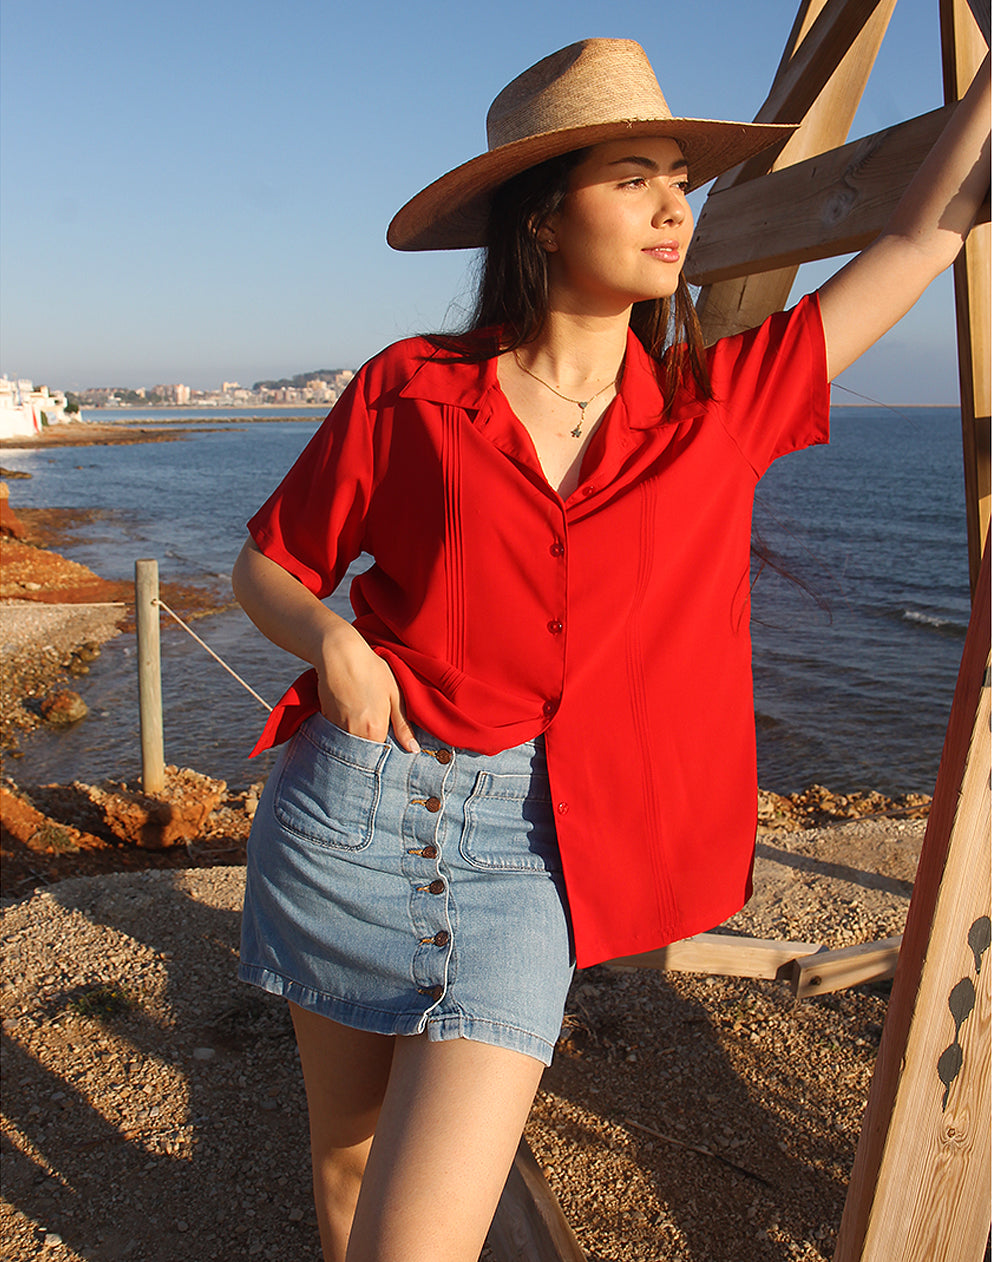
[0,0,977,404]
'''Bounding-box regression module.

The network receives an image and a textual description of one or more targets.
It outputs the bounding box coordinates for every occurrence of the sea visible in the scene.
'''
[0,405,974,796]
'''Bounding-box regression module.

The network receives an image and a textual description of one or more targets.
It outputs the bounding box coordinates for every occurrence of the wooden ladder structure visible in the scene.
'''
[488,1,991,1258]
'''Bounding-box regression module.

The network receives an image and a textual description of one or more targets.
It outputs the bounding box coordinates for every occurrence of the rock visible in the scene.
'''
[0,484,27,539]
[82,766,227,849]
[0,784,105,856]
[40,690,89,726]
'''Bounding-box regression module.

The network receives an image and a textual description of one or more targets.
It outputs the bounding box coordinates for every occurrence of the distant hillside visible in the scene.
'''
[252,369,349,392]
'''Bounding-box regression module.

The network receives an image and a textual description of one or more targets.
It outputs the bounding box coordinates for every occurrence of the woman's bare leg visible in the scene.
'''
[289,1002,396,1262]
[346,1033,546,1262]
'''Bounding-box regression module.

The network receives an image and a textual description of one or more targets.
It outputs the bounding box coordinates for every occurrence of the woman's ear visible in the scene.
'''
[529,213,559,253]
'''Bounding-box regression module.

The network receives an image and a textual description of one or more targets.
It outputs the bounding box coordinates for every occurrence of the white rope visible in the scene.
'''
[153,598,273,712]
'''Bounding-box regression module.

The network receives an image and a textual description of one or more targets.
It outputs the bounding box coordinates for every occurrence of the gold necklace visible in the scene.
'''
[512,350,620,438]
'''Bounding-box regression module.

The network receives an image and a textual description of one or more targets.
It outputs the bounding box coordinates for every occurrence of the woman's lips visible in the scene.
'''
[643,242,681,263]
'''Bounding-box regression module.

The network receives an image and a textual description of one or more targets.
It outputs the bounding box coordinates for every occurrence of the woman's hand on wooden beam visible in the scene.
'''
[817,51,990,380]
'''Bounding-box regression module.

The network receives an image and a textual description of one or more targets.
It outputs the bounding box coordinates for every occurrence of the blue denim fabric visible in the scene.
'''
[239,715,575,1065]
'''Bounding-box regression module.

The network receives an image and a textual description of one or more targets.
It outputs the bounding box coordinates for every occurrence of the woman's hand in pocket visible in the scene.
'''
[316,622,420,752]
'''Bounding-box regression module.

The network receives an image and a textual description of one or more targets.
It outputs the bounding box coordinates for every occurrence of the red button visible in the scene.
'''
[556,802,569,815]
[582,485,596,497]
[547,620,563,635]
[542,700,557,718]
[549,541,565,557]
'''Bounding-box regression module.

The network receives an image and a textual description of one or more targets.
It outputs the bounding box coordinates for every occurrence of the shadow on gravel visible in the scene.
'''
[3,868,888,1262]
[1,871,321,1261]
[533,965,884,1261]
[755,841,915,899]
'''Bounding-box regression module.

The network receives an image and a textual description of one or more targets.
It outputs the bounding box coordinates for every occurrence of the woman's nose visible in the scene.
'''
[653,189,685,226]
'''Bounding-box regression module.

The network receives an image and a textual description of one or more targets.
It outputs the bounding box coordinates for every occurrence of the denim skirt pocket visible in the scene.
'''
[459,770,560,873]
[272,712,390,851]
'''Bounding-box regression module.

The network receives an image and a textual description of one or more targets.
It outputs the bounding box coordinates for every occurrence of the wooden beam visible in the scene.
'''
[606,932,823,981]
[965,0,991,44]
[791,936,903,998]
[694,0,897,341]
[942,0,992,598]
[488,1139,587,1262]
[688,106,970,285]
[833,538,992,1262]
[714,0,898,190]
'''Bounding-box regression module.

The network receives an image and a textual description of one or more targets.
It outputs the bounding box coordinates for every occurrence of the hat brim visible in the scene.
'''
[387,117,795,252]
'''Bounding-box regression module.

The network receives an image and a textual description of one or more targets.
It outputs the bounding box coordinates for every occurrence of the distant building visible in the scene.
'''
[152,383,191,404]
[0,377,71,438]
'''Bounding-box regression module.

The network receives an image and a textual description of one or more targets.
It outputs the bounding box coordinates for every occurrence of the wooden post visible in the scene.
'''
[833,538,991,1262]
[690,0,897,341]
[489,1139,587,1262]
[941,0,991,598]
[134,558,165,796]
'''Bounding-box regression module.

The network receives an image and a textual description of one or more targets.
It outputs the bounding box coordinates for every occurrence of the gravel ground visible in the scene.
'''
[1,816,924,1262]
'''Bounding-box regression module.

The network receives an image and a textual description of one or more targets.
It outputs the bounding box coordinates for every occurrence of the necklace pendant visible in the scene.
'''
[570,420,584,438]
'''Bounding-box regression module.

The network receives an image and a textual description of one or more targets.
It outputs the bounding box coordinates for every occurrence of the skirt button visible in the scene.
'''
[428,879,445,895]
[425,796,442,812]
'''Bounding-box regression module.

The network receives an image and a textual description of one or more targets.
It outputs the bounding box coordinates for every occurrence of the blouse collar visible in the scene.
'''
[397,325,707,430]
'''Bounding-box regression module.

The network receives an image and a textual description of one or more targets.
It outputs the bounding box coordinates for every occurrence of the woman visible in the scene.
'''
[232,38,990,1262]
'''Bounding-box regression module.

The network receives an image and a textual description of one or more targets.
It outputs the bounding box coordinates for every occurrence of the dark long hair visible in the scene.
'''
[432,149,712,411]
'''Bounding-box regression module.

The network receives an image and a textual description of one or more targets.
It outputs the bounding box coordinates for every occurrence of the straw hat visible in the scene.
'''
[388,38,795,252]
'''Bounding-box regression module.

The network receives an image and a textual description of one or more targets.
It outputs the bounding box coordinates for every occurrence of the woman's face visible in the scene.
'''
[541,136,693,315]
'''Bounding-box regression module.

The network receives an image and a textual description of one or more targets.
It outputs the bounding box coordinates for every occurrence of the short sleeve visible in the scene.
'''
[707,292,829,478]
[247,371,374,598]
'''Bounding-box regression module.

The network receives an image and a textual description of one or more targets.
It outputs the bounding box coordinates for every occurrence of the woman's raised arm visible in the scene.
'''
[818,52,990,380]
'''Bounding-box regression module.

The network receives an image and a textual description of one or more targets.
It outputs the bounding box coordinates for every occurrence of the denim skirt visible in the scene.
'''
[239,714,575,1065]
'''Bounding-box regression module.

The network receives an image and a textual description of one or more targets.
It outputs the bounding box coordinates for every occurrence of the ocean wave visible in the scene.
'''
[900,609,968,637]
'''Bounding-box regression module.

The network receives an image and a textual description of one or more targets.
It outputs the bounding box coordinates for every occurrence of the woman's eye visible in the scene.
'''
[621,176,647,189]
[673,178,690,193]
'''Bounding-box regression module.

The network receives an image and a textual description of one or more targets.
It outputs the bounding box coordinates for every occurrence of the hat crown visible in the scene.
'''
[486,39,674,151]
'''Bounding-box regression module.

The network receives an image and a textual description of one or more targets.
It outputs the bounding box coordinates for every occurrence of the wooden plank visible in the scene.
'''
[942,0,992,597]
[791,936,903,998]
[687,105,985,285]
[487,1138,586,1262]
[833,539,991,1262]
[753,0,891,123]
[965,0,991,44]
[694,0,897,341]
[712,0,895,190]
[606,932,823,981]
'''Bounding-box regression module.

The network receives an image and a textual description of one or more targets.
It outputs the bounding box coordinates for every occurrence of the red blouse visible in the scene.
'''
[247,294,829,967]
